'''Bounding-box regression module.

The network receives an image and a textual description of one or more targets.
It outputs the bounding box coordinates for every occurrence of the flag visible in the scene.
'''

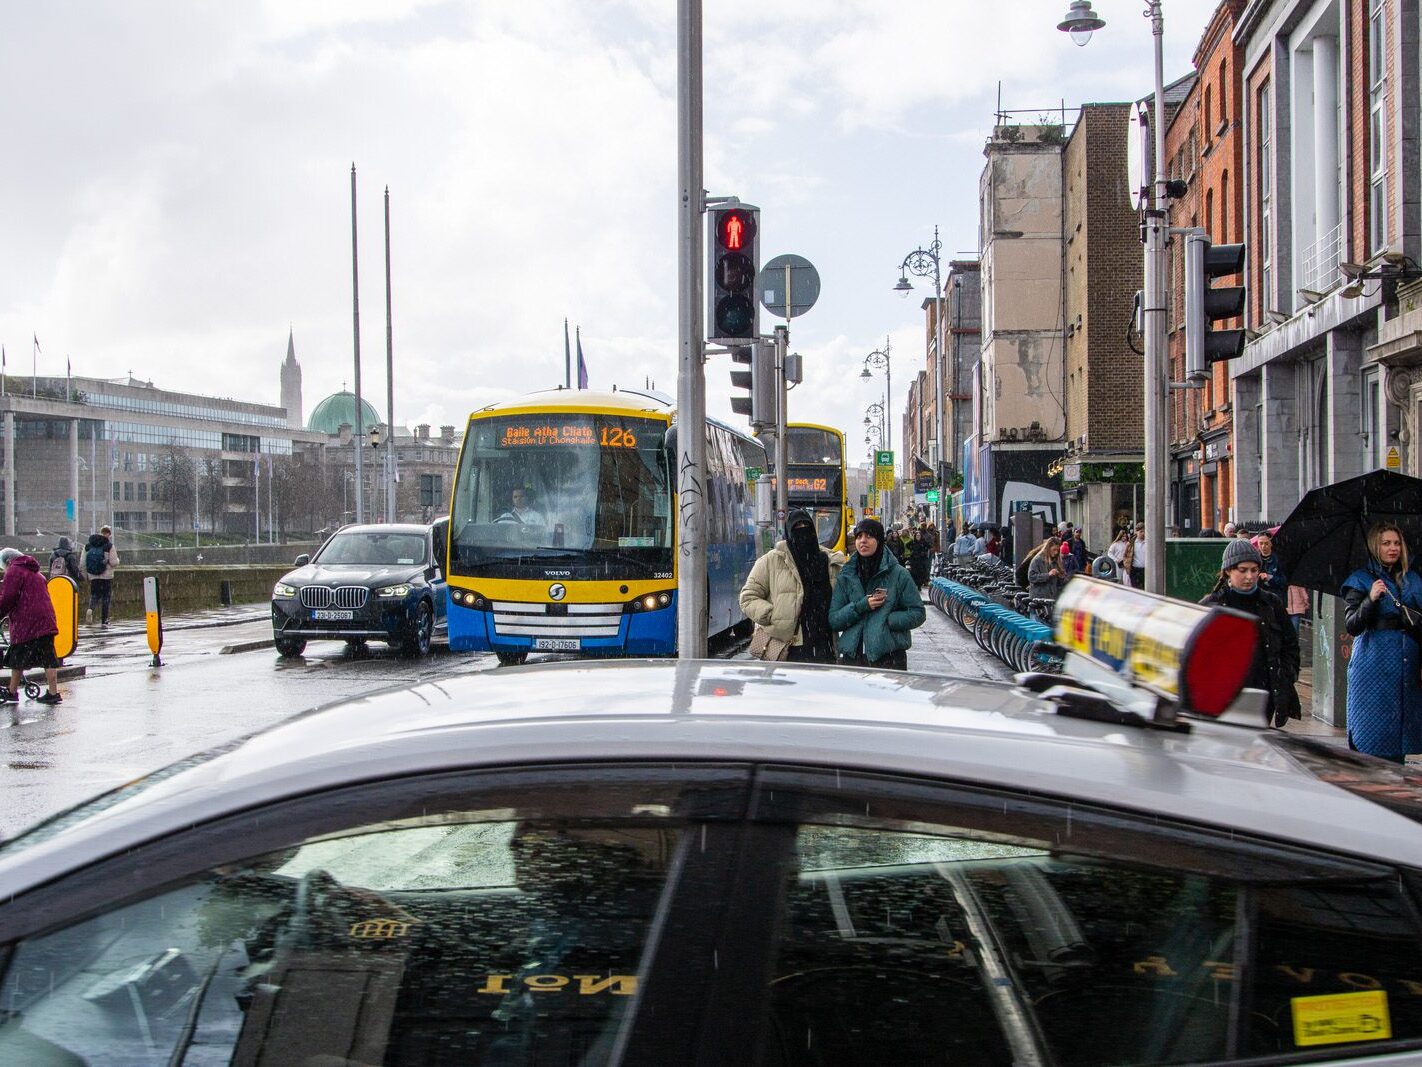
[576,327,589,390]
[563,318,572,389]
[32,334,40,354]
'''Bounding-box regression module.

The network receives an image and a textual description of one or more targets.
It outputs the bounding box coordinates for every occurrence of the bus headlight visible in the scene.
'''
[453,590,489,611]
[273,582,297,598]
[376,584,411,598]
[627,590,674,613]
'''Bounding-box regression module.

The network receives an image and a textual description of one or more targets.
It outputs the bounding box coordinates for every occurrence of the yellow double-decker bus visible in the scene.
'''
[784,423,850,553]
[445,388,765,664]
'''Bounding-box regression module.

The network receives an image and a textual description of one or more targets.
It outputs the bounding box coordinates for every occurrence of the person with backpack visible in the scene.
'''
[83,525,119,626]
[49,536,81,583]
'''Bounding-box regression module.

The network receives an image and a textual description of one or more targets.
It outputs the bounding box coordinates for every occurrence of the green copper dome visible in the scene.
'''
[308,391,382,435]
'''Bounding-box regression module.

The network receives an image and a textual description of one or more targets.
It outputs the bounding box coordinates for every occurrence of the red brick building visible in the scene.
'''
[1166,0,1245,534]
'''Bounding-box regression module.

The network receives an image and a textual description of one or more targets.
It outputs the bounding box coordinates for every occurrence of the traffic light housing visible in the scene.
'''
[1185,233,1246,378]
[708,204,759,345]
[728,340,776,429]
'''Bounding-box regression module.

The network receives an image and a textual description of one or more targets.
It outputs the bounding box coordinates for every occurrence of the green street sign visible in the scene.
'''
[875,450,894,468]
[925,489,940,502]
[746,466,763,482]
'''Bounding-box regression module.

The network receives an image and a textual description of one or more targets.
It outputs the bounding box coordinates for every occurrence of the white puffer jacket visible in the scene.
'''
[739,541,846,644]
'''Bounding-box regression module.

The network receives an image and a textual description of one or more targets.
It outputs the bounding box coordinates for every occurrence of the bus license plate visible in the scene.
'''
[533,638,579,651]
[313,609,354,621]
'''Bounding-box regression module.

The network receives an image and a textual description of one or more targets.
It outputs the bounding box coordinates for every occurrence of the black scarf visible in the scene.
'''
[786,513,833,660]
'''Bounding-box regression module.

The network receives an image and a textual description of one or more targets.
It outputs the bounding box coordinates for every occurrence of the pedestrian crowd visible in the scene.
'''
[0,524,120,707]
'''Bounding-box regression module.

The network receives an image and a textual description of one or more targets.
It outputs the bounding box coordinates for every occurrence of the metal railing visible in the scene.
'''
[1300,223,1343,294]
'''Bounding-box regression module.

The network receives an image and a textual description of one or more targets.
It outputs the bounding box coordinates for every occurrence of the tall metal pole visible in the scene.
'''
[885,337,893,524]
[675,0,707,659]
[68,418,78,542]
[935,257,948,551]
[350,164,365,525]
[774,325,789,517]
[1143,2,1167,592]
[384,185,396,523]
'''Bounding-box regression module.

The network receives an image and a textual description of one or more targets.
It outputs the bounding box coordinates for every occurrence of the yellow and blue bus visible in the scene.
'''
[784,423,850,553]
[445,388,766,664]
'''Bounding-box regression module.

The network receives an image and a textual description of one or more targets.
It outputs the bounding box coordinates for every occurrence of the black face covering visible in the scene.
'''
[785,511,833,660]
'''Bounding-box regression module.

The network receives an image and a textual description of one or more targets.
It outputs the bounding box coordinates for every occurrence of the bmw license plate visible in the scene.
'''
[313,609,355,621]
[533,638,579,651]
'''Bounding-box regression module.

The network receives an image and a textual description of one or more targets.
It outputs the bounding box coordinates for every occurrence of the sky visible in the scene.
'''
[0,1,1214,468]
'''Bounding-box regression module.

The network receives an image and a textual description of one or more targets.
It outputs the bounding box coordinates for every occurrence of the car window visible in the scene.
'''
[0,773,720,1065]
[756,773,1422,1066]
[317,531,427,566]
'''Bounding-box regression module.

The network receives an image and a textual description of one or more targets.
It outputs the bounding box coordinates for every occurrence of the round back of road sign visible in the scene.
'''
[760,254,820,319]
[47,575,79,660]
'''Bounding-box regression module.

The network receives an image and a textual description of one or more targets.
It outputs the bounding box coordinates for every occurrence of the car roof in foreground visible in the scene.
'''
[1,660,1419,893]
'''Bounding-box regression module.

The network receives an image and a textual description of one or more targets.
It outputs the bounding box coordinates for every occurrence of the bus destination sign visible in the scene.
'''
[499,421,639,449]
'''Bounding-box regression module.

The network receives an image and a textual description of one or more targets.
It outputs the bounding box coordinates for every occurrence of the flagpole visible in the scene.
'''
[384,185,396,524]
[2,346,6,397]
[564,319,571,389]
[32,335,38,398]
[351,163,365,525]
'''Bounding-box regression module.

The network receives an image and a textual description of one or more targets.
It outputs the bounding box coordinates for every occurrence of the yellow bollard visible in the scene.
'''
[143,575,164,667]
[47,575,79,660]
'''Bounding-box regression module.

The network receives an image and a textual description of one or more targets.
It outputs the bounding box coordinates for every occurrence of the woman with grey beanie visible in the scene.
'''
[1200,538,1300,727]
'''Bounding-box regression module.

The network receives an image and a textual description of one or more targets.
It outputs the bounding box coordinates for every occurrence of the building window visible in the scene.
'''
[137,482,148,503]
[1369,0,1388,252]
[1258,82,1272,312]
[1203,86,1212,145]
[124,482,133,502]
[1217,58,1228,129]
[1205,189,1215,240]
[1220,170,1230,242]
[123,451,133,472]
[112,480,120,502]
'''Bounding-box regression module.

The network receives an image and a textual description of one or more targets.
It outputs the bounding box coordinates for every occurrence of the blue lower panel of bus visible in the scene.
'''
[447,596,677,657]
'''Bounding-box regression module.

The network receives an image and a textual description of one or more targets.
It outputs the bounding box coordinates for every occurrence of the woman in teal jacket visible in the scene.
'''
[829,518,926,669]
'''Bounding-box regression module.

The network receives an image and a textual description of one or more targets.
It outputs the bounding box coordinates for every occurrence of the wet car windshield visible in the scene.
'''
[317,532,427,567]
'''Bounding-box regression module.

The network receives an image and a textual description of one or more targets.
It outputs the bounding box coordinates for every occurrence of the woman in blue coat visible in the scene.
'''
[829,518,926,670]
[1341,522,1422,762]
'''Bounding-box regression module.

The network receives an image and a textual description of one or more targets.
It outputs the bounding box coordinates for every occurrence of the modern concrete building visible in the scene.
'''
[0,336,461,546]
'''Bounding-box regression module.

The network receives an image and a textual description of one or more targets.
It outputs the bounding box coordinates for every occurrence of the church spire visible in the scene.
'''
[280,328,303,428]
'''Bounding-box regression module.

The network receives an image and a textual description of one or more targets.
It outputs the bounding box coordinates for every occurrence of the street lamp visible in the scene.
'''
[864,401,886,444]
[858,342,893,526]
[893,227,946,549]
[368,426,384,523]
[1057,0,1105,46]
[1059,1,1167,594]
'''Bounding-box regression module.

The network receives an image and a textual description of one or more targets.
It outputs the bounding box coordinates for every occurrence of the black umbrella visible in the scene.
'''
[1271,469,1422,597]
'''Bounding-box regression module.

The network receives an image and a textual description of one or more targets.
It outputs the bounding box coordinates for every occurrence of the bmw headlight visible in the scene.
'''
[376,584,412,597]
[273,582,297,598]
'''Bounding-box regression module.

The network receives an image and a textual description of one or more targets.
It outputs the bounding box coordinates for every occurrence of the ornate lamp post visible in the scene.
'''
[863,402,886,445]
[860,340,892,521]
[893,227,946,548]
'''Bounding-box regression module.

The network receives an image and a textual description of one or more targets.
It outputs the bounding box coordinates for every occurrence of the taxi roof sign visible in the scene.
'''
[1054,577,1258,720]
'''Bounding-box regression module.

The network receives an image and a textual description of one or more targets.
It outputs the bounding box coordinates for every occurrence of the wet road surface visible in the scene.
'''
[0,609,773,840]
